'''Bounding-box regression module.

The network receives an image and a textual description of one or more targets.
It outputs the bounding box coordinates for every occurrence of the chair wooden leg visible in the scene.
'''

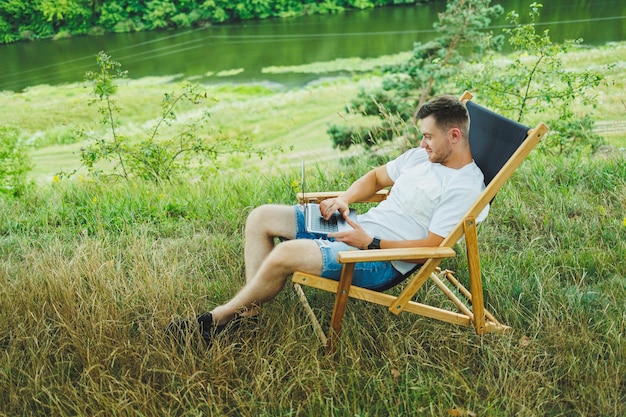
[429,272,474,319]
[327,263,355,353]
[463,217,486,334]
[442,270,500,325]
[293,283,328,346]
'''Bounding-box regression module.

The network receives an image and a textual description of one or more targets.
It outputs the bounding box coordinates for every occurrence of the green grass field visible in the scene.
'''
[1,154,624,416]
[0,42,624,416]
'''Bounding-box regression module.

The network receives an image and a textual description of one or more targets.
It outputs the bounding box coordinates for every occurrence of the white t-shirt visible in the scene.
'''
[358,147,489,274]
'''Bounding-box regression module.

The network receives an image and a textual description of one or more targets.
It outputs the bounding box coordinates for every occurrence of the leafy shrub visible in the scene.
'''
[544,113,604,155]
[76,52,276,183]
[0,125,32,196]
[459,3,607,156]
[0,16,18,43]
[38,0,93,33]
[328,0,503,150]
[328,124,377,150]
[97,2,127,31]
[143,0,178,29]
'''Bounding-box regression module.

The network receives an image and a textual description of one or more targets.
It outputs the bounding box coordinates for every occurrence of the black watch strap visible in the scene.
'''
[367,236,381,250]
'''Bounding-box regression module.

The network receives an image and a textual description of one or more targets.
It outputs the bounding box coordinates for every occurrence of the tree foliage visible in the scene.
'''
[0,0,434,44]
[328,0,503,150]
[459,2,607,155]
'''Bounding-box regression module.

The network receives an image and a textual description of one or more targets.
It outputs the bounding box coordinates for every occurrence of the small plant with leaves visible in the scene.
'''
[78,51,271,183]
[79,51,129,179]
[0,125,32,196]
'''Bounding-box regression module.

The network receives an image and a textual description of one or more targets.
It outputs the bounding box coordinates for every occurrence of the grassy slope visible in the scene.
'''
[2,41,623,183]
[19,77,372,182]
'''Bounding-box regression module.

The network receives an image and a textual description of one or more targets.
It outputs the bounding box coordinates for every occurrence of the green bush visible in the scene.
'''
[459,3,606,156]
[143,0,178,29]
[328,0,503,149]
[76,52,278,183]
[0,125,32,196]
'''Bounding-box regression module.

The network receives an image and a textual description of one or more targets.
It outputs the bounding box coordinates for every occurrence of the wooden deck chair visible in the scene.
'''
[292,92,549,352]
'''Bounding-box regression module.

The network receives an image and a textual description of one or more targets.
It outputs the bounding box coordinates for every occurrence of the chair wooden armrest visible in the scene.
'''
[337,247,456,264]
[297,190,389,204]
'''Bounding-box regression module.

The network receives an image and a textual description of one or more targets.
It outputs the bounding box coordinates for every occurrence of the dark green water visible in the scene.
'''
[0,0,624,92]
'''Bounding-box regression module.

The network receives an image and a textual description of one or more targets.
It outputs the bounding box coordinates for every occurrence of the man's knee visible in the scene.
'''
[245,205,271,232]
[247,204,281,223]
[246,204,296,238]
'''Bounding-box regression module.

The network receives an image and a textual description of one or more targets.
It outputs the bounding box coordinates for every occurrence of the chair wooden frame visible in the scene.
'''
[292,92,549,352]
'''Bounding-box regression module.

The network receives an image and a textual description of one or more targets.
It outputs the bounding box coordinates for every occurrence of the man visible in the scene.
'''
[166,94,488,344]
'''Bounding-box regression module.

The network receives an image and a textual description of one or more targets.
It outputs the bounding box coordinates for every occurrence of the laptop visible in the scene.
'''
[301,161,358,235]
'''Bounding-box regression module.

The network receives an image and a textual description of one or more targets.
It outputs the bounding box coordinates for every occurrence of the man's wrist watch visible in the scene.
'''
[367,236,381,250]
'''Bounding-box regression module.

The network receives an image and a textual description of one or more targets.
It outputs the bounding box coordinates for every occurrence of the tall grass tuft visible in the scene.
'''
[0,153,624,416]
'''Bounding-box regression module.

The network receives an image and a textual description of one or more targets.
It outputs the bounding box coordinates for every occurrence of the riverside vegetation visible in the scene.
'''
[1,26,625,417]
[0,0,435,44]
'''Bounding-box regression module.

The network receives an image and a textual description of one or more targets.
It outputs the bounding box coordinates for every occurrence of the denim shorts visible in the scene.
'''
[293,205,402,290]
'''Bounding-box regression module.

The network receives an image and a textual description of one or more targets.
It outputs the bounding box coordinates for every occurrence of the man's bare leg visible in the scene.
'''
[165,204,320,342]
[211,238,323,325]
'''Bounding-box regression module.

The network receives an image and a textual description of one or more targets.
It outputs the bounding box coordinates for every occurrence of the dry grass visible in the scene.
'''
[1,154,624,416]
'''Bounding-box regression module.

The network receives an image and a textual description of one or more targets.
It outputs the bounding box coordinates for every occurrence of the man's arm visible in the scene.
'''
[331,215,444,254]
[341,165,394,204]
[319,165,393,219]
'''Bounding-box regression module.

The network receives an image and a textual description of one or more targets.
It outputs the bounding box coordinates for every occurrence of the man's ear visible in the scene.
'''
[449,127,462,143]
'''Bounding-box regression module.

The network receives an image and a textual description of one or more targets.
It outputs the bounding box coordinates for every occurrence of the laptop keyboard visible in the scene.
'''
[313,213,339,233]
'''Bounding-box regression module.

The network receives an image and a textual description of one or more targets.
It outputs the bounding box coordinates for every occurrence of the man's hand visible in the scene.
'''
[319,197,349,220]
[328,213,372,250]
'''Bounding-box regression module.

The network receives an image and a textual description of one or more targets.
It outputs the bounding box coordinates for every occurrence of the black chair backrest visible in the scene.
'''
[466,100,530,186]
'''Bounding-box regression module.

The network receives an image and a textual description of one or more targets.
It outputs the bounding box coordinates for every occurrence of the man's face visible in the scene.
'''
[419,115,453,165]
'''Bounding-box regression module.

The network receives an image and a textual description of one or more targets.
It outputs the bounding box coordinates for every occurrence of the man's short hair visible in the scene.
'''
[416,95,469,139]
